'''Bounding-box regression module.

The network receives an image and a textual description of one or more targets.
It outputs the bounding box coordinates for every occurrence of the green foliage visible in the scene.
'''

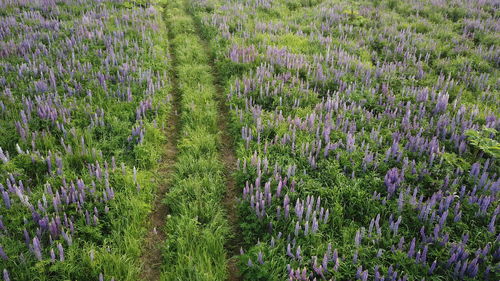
[465,127,500,158]
[188,0,500,280]
[0,0,171,280]
[159,0,231,279]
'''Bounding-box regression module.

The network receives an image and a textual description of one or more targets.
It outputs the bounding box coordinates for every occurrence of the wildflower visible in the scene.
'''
[58,243,64,262]
[0,246,7,260]
[33,237,42,261]
[385,168,402,196]
[3,269,9,281]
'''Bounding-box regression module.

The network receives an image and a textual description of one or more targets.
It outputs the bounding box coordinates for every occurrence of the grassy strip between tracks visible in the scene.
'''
[160,0,231,280]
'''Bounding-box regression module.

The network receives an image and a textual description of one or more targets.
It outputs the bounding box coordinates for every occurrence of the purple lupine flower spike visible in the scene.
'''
[50,249,55,263]
[3,269,9,281]
[58,243,64,262]
[33,237,42,261]
[407,238,416,258]
[385,168,401,196]
[0,246,7,260]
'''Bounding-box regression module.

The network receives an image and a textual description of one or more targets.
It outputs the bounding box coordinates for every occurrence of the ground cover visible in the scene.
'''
[0,0,171,280]
[189,0,499,280]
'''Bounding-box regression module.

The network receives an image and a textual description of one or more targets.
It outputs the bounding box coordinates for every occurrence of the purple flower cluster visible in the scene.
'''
[193,0,500,279]
[0,0,170,278]
[229,44,257,64]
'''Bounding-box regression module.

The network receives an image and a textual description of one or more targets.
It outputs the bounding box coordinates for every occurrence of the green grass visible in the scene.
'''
[159,0,231,279]
[0,1,171,280]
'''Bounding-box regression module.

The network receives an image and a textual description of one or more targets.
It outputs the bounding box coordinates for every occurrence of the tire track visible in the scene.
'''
[140,10,181,280]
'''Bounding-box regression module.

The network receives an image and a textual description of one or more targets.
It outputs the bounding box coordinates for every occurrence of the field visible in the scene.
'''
[0,0,499,280]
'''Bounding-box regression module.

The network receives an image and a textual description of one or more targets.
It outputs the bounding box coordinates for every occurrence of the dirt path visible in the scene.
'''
[218,103,243,281]
[140,1,242,279]
[187,6,244,281]
[213,58,243,281]
[215,79,243,281]
[139,27,181,281]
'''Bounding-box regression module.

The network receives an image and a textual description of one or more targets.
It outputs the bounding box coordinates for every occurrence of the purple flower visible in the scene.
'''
[58,243,64,262]
[3,269,9,281]
[356,266,362,279]
[333,249,339,271]
[421,245,428,264]
[312,217,319,233]
[33,237,42,261]
[286,243,294,258]
[407,238,416,258]
[294,221,300,236]
[1,192,9,209]
[429,260,437,274]
[470,162,480,178]
[361,270,368,281]
[439,210,448,228]
[323,209,329,224]
[34,80,49,93]
[385,168,402,196]
[0,246,7,260]
[434,93,449,113]
[377,249,383,258]
[354,230,362,247]
[322,253,328,271]
[295,246,301,260]
[397,192,404,211]
[346,133,355,152]
[0,148,8,164]
[488,214,496,233]
[23,229,30,246]
[50,249,55,262]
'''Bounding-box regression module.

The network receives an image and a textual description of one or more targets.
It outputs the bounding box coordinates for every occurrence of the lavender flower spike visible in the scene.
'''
[3,269,9,281]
